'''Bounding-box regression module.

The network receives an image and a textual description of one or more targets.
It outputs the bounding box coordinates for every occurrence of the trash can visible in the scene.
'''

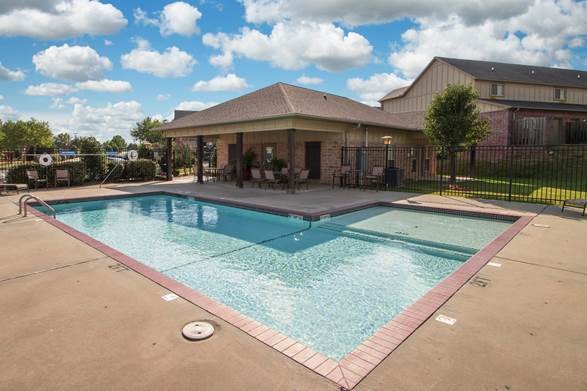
[384,167,402,188]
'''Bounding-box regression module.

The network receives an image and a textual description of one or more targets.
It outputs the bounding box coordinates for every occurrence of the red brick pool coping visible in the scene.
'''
[28,192,533,390]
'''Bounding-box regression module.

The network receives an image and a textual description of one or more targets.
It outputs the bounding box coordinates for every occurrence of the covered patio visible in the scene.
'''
[159,83,427,193]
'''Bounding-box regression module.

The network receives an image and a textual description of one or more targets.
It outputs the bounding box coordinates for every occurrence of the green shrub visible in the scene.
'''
[125,159,157,180]
[6,160,85,186]
[105,161,125,181]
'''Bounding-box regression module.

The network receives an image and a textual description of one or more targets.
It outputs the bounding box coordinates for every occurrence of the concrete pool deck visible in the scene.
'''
[1,179,586,390]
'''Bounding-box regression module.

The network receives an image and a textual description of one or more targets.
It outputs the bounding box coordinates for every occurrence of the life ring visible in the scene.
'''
[128,150,138,161]
[38,153,53,166]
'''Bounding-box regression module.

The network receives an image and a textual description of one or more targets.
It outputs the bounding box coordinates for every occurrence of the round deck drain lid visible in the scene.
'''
[182,321,214,341]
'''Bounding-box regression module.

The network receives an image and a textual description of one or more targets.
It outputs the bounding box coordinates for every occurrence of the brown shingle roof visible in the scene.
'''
[438,57,587,88]
[478,98,587,113]
[379,86,409,102]
[159,83,419,131]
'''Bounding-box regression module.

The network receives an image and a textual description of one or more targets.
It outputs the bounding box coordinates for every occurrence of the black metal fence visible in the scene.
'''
[341,145,587,204]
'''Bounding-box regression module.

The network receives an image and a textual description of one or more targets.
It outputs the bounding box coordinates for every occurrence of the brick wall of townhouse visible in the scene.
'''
[480,109,512,146]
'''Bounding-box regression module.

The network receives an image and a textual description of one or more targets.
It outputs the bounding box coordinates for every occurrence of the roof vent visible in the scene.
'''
[531,70,535,75]
[491,67,495,72]
[578,74,582,79]
[323,94,328,101]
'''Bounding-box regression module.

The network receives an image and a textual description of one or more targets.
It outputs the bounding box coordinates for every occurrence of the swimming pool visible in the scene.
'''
[41,194,512,361]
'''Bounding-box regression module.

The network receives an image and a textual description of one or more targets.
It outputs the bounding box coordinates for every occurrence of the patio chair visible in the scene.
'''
[218,164,234,181]
[363,166,384,191]
[296,169,310,190]
[26,169,48,189]
[562,199,586,216]
[263,170,281,190]
[250,168,264,188]
[54,169,70,187]
[332,165,351,188]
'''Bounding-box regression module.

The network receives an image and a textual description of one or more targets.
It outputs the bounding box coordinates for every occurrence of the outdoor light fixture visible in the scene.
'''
[382,136,393,145]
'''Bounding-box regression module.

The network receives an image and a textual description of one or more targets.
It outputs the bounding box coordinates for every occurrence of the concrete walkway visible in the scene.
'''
[1,179,585,390]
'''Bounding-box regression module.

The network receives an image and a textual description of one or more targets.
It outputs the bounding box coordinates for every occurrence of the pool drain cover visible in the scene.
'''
[182,321,214,341]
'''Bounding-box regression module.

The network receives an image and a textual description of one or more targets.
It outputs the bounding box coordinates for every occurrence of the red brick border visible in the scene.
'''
[27,194,532,390]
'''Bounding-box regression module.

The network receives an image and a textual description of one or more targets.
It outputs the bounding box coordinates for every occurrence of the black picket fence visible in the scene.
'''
[341,145,587,204]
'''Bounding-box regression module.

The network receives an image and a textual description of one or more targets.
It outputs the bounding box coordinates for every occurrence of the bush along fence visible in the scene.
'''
[341,144,587,204]
[0,149,159,188]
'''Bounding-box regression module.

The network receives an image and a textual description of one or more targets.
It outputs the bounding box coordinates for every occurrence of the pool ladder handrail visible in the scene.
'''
[18,194,56,218]
[100,160,124,188]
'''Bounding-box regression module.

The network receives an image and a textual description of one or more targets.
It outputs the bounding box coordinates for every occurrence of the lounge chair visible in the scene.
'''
[250,168,264,188]
[332,165,351,188]
[296,169,310,190]
[26,170,48,189]
[218,164,234,181]
[54,169,70,187]
[562,199,586,216]
[263,170,281,190]
[363,166,384,191]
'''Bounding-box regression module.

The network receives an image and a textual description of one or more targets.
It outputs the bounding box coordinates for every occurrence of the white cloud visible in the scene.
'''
[0,104,18,120]
[192,74,249,92]
[347,73,410,105]
[388,1,587,78]
[296,75,323,85]
[75,79,132,93]
[33,44,112,81]
[121,38,196,78]
[0,0,126,40]
[50,97,65,109]
[104,39,113,46]
[134,2,202,37]
[66,96,87,105]
[175,101,218,111]
[69,100,144,139]
[156,94,171,101]
[203,21,372,71]
[0,95,3,101]
[25,82,78,96]
[0,62,25,81]
[241,0,532,26]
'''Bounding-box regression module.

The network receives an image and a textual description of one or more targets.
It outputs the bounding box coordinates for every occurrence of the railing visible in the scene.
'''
[18,194,56,218]
[341,144,587,204]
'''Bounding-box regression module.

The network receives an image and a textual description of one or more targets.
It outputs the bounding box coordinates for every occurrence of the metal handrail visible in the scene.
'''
[100,161,123,188]
[18,194,56,218]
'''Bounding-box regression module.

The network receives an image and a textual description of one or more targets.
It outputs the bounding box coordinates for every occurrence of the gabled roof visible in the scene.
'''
[379,86,409,102]
[478,98,587,113]
[159,83,419,132]
[379,57,587,102]
[437,57,587,88]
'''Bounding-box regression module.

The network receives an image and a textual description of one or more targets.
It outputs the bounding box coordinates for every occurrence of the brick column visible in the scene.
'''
[287,128,296,194]
[236,132,243,188]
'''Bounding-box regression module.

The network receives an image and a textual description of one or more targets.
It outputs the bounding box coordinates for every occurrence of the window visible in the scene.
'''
[490,83,504,97]
[262,144,275,164]
[554,87,566,101]
[512,117,545,145]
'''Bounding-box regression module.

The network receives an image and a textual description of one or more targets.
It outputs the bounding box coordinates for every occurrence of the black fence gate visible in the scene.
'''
[341,145,587,204]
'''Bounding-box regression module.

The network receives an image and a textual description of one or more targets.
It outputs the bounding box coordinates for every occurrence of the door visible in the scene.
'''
[228,144,236,165]
[305,142,321,179]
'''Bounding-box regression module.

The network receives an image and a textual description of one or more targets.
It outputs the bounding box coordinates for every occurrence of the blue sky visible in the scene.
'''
[0,0,586,141]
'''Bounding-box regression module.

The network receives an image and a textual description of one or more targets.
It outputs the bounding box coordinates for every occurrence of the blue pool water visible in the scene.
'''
[44,195,511,360]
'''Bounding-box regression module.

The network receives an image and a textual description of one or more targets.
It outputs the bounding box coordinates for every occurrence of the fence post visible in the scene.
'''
[507,145,514,201]
[439,148,444,196]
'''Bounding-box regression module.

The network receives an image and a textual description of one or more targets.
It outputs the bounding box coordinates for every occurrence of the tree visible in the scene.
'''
[103,135,127,151]
[54,133,72,149]
[0,119,54,149]
[130,117,164,145]
[423,84,489,183]
[79,137,106,180]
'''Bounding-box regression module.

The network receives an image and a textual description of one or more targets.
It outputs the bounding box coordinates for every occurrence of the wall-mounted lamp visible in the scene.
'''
[382,136,393,145]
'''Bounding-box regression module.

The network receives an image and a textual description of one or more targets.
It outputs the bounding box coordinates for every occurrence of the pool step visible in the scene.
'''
[317,222,478,256]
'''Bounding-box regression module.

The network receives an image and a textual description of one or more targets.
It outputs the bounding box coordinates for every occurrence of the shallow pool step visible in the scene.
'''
[317,222,478,257]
